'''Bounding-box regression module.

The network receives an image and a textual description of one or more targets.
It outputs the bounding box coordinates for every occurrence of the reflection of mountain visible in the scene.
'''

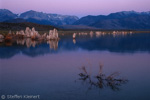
[76,33,150,52]
[0,33,150,59]
[0,46,21,59]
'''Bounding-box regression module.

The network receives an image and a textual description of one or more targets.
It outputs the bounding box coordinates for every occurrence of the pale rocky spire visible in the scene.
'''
[73,33,76,39]
[25,27,32,37]
[90,31,94,38]
[47,28,59,40]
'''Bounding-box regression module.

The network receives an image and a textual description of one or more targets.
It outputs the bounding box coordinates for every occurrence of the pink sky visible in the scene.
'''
[0,0,150,17]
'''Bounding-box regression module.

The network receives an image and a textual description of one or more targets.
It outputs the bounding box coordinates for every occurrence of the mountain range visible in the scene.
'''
[74,11,150,30]
[0,9,150,30]
[0,9,79,26]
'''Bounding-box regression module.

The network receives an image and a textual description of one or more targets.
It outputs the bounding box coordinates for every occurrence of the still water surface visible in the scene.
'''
[0,33,150,100]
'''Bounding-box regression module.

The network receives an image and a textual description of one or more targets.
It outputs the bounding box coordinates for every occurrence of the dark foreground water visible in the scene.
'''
[0,33,150,100]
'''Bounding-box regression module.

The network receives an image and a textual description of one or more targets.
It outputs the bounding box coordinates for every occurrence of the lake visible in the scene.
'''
[0,32,150,100]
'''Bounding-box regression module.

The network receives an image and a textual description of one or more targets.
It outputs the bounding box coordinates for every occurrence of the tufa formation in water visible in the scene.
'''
[2,27,59,41]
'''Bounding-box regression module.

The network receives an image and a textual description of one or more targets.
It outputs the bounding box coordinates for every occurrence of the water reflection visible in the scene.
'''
[0,39,4,43]
[47,40,59,50]
[4,38,59,50]
[0,38,59,59]
[77,64,128,91]
[73,39,76,44]
[0,33,150,59]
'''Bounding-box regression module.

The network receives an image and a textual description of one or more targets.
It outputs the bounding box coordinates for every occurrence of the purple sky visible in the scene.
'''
[0,0,150,17]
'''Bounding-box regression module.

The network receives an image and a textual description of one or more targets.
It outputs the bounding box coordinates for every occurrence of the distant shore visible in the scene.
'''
[1,30,150,36]
[1,22,150,35]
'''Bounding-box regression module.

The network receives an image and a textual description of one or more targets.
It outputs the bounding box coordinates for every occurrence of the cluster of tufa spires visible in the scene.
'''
[46,29,59,40]
[0,27,59,41]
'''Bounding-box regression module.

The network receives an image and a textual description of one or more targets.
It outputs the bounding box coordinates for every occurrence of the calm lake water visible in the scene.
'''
[0,33,150,100]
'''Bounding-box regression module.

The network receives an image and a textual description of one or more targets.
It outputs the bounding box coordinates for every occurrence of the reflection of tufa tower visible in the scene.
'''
[26,38,32,48]
[17,39,25,45]
[47,40,59,50]
[73,39,76,44]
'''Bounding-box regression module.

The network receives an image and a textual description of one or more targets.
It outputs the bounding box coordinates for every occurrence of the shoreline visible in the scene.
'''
[0,30,150,35]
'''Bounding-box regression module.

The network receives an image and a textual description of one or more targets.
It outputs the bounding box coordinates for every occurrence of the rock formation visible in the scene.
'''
[25,27,32,38]
[47,28,59,40]
[90,31,94,38]
[73,33,76,39]
[2,27,59,41]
